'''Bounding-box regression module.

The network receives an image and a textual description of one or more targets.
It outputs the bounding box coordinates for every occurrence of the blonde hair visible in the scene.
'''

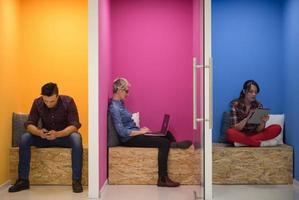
[113,78,130,93]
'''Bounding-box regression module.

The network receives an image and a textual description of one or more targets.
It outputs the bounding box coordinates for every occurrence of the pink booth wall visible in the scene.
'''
[99,0,203,189]
[111,0,194,142]
[99,0,111,188]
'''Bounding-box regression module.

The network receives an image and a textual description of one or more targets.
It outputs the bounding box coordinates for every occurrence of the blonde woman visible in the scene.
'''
[109,78,191,187]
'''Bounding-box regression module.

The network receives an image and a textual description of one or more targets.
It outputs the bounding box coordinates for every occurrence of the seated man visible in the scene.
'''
[9,82,83,193]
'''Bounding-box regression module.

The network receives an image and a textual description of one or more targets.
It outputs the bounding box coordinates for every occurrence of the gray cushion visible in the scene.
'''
[12,112,43,147]
[107,112,120,147]
[12,112,29,147]
[220,112,230,143]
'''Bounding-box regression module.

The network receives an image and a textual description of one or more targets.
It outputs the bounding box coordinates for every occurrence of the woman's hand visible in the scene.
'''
[261,114,269,123]
[140,127,151,134]
[234,109,255,131]
[256,114,269,132]
[130,127,151,136]
[246,109,256,120]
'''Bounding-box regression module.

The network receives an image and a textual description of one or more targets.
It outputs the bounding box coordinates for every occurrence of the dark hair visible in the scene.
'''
[41,82,59,96]
[238,80,260,99]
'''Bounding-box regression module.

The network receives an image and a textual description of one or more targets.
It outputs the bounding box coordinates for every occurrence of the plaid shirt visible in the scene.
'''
[230,99,263,134]
[25,95,81,131]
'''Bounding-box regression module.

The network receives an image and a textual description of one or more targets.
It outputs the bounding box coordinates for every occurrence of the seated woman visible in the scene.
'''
[109,78,192,187]
[226,80,281,147]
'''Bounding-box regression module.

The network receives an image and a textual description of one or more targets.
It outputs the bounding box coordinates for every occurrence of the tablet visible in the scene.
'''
[247,108,270,124]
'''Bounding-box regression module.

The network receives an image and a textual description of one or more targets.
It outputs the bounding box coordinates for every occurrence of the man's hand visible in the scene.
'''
[46,130,58,140]
[39,129,48,139]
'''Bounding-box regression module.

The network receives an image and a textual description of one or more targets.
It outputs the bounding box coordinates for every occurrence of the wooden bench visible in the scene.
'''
[213,143,293,184]
[108,146,201,185]
[109,144,293,185]
[9,146,88,185]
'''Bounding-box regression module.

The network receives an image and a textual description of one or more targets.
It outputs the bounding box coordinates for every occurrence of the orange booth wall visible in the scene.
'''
[19,0,88,144]
[0,0,88,185]
[18,0,88,144]
[0,0,20,185]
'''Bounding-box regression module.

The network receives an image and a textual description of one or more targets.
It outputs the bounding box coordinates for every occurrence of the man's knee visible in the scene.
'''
[69,132,82,147]
[20,132,33,147]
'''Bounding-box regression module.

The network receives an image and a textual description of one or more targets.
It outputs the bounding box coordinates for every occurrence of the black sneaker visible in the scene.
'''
[8,179,30,193]
[170,140,192,149]
[72,179,83,193]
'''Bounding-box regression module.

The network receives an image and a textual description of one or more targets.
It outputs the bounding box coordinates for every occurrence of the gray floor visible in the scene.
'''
[1,184,299,200]
[213,185,299,200]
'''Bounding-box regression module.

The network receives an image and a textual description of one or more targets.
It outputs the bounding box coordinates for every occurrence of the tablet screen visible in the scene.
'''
[247,108,270,124]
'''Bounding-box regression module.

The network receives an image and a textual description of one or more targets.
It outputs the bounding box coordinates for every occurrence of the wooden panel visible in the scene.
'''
[109,144,293,185]
[108,146,201,185]
[213,143,293,184]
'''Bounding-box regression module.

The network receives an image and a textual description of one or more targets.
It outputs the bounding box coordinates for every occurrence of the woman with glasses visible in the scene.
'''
[226,80,281,147]
[109,78,192,187]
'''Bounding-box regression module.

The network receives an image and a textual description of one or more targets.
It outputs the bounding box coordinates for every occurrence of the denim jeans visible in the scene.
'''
[18,132,83,180]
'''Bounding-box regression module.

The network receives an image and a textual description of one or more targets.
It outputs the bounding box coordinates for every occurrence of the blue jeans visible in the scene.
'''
[18,132,83,180]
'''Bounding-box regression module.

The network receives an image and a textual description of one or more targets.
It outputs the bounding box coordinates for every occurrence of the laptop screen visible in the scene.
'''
[160,114,170,134]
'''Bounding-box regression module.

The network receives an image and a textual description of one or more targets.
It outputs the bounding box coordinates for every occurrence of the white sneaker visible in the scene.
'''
[234,142,248,147]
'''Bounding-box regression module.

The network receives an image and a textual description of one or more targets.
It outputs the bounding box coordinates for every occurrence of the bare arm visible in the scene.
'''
[46,125,78,140]
[26,124,47,138]
[56,125,78,137]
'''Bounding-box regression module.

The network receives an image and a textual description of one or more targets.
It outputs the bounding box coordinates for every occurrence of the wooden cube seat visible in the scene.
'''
[108,146,201,185]
[109,144,293,185]
[10,146,88,185]
[212,143,293,184]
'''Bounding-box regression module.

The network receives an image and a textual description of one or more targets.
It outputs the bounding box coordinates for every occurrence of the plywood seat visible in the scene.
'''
[10,146,88,185]
[212,143,293,184]
[108,146,201,185]
[109,144,293,185]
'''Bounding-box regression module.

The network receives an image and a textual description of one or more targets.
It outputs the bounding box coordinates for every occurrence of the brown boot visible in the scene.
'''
[157,176,180,187]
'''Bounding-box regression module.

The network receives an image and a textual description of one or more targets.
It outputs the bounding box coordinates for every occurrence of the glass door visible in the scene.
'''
[192,0,212,199]
[203,0,212,198]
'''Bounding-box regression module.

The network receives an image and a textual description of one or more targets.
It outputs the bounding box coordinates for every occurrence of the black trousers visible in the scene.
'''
[122,132,175,177]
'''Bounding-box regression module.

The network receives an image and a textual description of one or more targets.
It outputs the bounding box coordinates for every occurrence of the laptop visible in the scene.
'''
[144,114,170,136]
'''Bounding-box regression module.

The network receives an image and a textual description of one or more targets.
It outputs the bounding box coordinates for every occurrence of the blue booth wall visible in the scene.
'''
[212,0,284,142]
[284,0,299,181]
[213,0,299,181]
